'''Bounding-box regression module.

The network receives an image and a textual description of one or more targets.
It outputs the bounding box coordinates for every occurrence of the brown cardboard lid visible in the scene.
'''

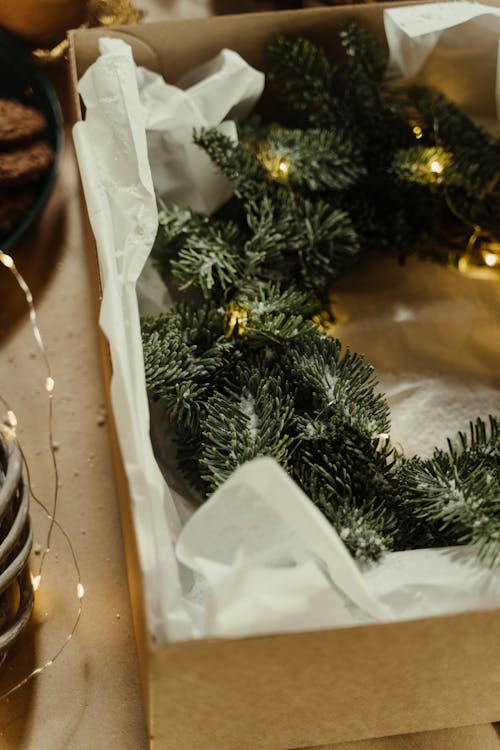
[70,3,408,81]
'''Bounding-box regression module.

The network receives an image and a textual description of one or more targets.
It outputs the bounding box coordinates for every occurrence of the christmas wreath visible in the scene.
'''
[141,24,500,566]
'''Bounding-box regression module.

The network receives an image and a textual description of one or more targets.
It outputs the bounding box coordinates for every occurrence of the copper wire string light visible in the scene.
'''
[0,250,84,701]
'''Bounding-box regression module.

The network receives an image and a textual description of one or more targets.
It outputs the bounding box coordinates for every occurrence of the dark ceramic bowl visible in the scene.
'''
[0,29,63,252]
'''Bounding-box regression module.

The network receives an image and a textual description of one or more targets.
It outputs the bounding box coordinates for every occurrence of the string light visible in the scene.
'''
[258,150,292,183]
[225,303,248,338]
[6,410,17,430]
[278,160,289,177]
[458,255,470,274]
[440,183,498,275]
[311,309,336,336]
[0,252,14,269]
[456,241,500,276]
[431,123,499,274]
[412,125,423,140]
[483,252,498,268]
[0,249,84,702]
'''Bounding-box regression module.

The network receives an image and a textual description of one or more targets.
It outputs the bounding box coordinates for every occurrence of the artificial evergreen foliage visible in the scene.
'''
[398,417,500,566]
[144,24,500,565]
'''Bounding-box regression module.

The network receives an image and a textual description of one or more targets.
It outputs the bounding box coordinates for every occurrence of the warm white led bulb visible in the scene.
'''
[430,160,442,174]
[6,410,17,428]
[279,160,289,176]
[77,583,85,599]
[484,252,498,268]
[32,574,41,591]
[412,125,423,139]
[45,376,55,393]
[0,252,14,269]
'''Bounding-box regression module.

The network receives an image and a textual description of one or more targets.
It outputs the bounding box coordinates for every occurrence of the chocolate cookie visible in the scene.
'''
[0,188,36,239]
[0,141,55,186]
[0,99,48,147]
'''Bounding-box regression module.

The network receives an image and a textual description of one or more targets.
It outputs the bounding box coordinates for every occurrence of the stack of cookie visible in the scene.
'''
[0,98,55,242]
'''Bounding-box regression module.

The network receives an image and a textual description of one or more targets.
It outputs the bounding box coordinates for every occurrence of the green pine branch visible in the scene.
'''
[143,24,500,566]
[398,417,500,565]
[193,127,266,200]
[266,35,338,125]
[282,335,390,436]
[198,369,295,490]
[256,126,366,192]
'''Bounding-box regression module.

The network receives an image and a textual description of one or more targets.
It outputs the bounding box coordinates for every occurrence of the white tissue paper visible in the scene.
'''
[385,1,500,119]
[73,4,500,644]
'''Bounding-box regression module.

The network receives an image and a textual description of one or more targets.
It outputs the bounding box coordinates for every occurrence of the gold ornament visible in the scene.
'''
[0,0,87,45]
[32,0,144,64]
[87,0,144,26]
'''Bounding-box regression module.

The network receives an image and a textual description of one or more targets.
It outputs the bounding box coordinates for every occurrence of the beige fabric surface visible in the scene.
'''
[0,83,148,748]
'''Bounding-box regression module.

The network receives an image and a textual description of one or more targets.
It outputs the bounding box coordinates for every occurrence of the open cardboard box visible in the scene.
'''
[68,5,500,749]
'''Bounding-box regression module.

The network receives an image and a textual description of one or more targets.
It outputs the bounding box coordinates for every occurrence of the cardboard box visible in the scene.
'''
[68,6,500,749]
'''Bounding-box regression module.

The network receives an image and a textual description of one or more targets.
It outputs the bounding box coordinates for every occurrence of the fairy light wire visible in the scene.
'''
[430,121,499,267]
[0,251,84,701]
[0,252,59,579]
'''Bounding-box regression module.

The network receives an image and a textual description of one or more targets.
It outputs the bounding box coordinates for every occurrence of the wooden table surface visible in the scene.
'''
[0,1,498,747]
